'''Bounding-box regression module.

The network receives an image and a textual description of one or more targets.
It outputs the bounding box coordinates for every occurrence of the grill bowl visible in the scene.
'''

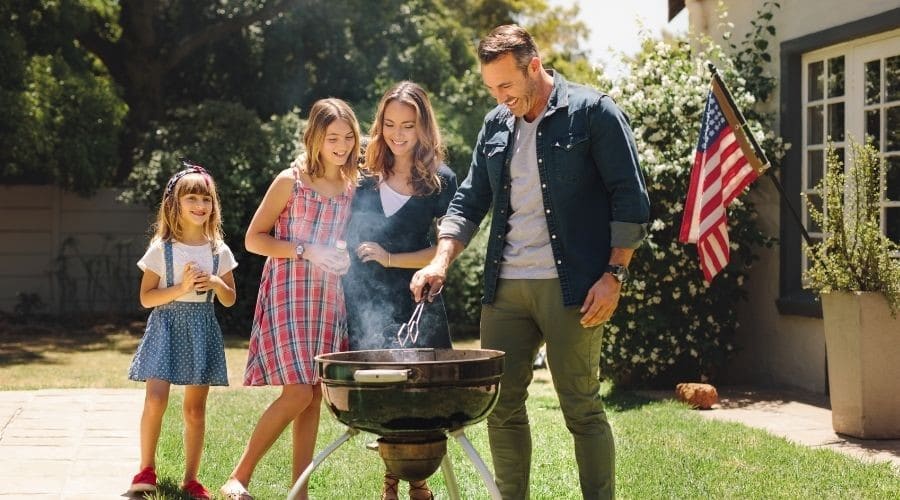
[316,348,504,438]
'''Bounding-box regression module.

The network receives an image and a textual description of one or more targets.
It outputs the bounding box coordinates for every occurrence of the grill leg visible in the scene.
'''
[287,427,359,500]
[449,428,502,500]
[440,453,461,500]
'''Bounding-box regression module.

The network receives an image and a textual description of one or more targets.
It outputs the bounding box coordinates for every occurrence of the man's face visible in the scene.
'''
[481,53,539,118]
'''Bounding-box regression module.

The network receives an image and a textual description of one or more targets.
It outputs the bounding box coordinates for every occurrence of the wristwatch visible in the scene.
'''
[295,243,305,260]
[605,264,629,284]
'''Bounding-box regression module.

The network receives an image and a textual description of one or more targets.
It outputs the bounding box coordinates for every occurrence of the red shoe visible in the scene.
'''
[128,466,157,494]
[182,479,212,500]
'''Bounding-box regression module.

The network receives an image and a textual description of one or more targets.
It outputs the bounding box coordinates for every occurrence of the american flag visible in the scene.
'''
[679,77,769,283]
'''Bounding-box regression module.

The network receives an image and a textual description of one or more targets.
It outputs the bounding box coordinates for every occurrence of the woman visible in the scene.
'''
[343,81,457,500]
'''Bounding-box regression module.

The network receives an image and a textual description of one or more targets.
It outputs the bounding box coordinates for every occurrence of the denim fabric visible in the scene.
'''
[439,71,650,306]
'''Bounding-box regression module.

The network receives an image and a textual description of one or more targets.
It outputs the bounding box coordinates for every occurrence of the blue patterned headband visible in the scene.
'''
[164,158,210,197]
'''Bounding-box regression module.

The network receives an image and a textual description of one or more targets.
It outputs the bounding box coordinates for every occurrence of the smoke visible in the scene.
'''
[343,264,410,350]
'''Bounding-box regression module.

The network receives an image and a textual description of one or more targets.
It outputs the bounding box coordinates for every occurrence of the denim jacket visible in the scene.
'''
[439,71,650,306]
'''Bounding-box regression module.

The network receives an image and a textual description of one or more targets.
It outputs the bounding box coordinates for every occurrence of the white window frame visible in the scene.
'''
[801,28,900,274]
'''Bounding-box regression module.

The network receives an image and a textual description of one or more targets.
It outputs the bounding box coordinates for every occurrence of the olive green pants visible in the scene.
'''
[481,279,614,500]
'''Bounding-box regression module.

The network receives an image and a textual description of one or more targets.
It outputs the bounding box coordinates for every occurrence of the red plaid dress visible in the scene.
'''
[244,173,353,385]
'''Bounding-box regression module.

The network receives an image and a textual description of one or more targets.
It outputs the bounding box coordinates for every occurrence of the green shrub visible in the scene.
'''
[1,54,126,195]
[602,4,788,386]
[804,138,900,314]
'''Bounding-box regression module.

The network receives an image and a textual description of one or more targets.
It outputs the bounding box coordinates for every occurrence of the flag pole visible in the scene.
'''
[707,63,816,249]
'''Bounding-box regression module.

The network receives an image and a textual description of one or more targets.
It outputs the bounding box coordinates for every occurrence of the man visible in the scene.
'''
[411,25,650,499]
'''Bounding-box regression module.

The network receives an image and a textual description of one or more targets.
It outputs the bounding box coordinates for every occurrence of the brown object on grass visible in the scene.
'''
[675,382,719,409]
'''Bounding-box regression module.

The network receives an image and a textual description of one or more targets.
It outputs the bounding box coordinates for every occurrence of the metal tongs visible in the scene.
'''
[396,284,444,347]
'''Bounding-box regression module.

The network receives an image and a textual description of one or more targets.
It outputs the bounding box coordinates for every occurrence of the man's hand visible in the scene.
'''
[410,262,448,302]
[579,273,622,327]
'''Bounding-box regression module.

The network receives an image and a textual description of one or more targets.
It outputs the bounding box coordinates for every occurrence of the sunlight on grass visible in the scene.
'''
[2,326,898,497]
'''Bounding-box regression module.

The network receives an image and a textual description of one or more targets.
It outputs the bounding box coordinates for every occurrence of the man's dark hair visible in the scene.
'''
[477,24,539,72]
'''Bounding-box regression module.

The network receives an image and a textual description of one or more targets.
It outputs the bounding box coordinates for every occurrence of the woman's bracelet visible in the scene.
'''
[387,253,391,268]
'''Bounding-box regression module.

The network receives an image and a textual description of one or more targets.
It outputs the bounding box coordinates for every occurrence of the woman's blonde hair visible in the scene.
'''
[365,81,444,195]
[151,166,224,249]
[300,98,361,185]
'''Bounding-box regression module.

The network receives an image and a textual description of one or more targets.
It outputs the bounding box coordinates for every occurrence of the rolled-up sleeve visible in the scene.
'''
[437,123,494,247]
[591,96,651,248]
[437,215,478,245]
[610,221,648,249]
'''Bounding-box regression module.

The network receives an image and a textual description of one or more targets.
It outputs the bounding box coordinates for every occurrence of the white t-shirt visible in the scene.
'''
[137,240,238,302]
[380,181,412,217]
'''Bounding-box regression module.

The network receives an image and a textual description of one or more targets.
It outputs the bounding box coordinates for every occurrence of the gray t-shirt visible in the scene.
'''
[500,108,558,279]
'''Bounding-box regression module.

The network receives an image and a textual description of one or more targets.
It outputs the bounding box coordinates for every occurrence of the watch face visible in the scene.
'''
[607,265,628,283]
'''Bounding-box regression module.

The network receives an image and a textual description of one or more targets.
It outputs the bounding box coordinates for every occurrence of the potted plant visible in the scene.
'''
[805,137,900,439]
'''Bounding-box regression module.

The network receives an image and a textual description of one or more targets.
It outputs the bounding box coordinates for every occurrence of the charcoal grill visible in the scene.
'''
[287,348,504,500]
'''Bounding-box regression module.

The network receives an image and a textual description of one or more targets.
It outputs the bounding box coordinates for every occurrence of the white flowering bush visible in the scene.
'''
[602,3,789,386]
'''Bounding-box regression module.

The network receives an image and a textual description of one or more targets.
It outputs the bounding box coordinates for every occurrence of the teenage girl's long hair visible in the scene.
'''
[151,171,224,251]
[299,98,361,185]
[365,81,444,195]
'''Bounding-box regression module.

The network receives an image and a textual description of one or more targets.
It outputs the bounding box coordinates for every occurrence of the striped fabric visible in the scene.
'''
[244,173,353,385]
[679,77,768,283]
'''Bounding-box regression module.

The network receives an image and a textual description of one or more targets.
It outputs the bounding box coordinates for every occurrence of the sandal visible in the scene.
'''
[219,478,254,500]
[409,479,434,500]
[381,473,400,500]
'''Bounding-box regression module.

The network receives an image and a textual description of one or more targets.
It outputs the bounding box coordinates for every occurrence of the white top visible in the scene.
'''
[501,107,558,279]
[380,181,412,217]
[137,240,238,302]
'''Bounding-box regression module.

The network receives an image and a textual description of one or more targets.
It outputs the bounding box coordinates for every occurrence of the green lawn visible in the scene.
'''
[2,318,899,498]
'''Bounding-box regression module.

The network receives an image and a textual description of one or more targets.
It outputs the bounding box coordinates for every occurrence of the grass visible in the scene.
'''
[2,314,899,498]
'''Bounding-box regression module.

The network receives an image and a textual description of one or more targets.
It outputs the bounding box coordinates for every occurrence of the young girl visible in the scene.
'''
[127,162,238,500]
[220,98,360,500]
[343,81,456,500]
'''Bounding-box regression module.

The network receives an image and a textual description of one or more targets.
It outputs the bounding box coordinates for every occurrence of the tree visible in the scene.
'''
[0,0,126,195]
[71,0,306,180]
[3,0,594,190]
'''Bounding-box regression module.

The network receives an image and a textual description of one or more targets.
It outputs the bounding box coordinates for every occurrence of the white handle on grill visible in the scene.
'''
[353,369,411,383]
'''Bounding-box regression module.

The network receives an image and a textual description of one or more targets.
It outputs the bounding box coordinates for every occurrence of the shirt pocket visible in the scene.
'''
[483,131,510,187]
[550,132,594,183]
[483,131,510,159]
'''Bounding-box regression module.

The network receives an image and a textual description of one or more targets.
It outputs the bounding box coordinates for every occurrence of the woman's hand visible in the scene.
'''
[304,244,351,275]
[356,241,390,268]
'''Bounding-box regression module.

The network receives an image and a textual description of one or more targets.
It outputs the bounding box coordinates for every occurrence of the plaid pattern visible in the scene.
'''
[244,176,353,385]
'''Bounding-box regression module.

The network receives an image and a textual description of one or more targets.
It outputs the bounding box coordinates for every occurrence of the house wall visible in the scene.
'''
[0,185,153,315]
[685,0,899,393]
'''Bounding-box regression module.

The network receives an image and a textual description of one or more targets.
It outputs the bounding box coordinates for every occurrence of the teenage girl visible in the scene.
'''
[127,162,238,500]
[220,99,360,500]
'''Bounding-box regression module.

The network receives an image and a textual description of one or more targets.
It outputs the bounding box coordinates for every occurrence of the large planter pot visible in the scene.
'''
[821,291,900,438]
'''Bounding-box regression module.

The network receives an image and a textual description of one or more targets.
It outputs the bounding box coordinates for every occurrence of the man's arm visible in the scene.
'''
[411,119,496,300]
[579,96,651,327]
[410,237,466,302]
[579,247,635,327]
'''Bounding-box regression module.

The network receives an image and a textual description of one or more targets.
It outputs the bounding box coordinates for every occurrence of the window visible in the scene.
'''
[800,53,846,275]
[858,45,900,245]
[801,34,900,274]
[779,11,900,317]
